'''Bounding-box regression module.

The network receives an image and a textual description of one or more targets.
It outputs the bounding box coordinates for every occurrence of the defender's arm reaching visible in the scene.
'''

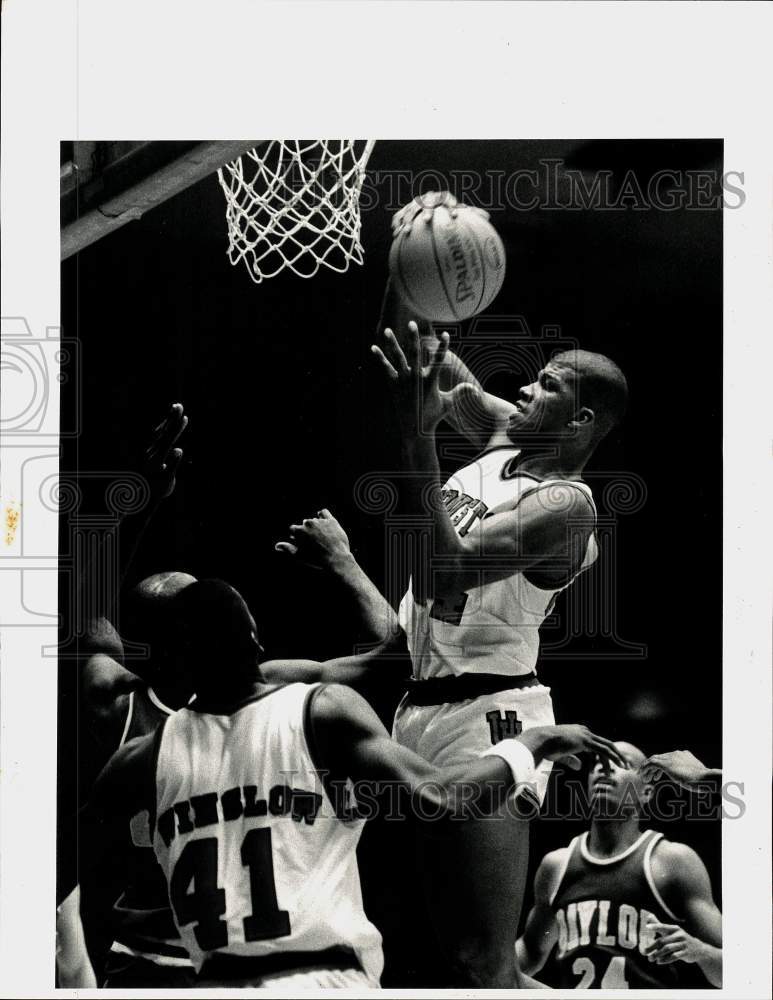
[275,508,398,644]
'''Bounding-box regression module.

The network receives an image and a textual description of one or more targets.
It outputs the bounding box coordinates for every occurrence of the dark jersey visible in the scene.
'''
[550,830,683,989]
[109,687,193,969]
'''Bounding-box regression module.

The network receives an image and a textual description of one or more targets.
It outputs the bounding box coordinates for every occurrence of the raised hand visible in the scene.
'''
[640,750,716,789]
[141,402,188,506]
[391,190,459,236]
[276,509,353,572]
[520,724,629,772]
[371,320,450,437]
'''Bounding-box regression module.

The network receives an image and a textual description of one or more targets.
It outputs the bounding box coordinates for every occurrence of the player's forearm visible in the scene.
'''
[515,937,541,975]
[694,941,722,988]
[402,435,464,558]
[431,739,539,821]
[326,550,398,643]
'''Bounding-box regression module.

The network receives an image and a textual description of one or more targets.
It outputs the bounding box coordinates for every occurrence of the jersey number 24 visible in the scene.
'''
[572,955,629,988]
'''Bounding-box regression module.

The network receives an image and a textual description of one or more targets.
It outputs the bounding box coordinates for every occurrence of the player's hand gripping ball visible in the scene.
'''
[389,191,506,323]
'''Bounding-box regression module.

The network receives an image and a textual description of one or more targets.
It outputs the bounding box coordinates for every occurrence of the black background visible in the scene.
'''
[60,139,722,985]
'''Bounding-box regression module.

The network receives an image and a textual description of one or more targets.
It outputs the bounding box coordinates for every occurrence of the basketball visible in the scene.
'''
[388,192,506,323]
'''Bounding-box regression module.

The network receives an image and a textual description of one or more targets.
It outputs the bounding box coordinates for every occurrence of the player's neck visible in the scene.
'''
[587,817,643,858]
[192,677,270,714]
[503,446,588,481]
[151,679,194,712]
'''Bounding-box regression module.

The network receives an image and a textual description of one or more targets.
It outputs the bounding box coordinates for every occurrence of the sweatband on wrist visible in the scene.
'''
[481,739,536,789]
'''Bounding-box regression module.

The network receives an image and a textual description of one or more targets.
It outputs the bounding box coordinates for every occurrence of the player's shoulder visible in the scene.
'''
[534,845,573,900]
[81,615,125,660]
[519,479,596,519]
[91,730,159,815]
[83,651,139,702]
[651,835,703,866]
[308,682,375,727]
[108,730,158,771]
[649,835,712,892]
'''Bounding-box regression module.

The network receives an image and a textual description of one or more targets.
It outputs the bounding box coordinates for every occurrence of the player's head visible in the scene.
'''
[588,741,653,820]
[121,571,197,684]
[506,350,628,451]
[173,578,262,699]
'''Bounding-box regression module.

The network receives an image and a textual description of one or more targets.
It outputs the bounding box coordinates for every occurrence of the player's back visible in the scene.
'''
[549,829,683,988]
[151,682,383,983]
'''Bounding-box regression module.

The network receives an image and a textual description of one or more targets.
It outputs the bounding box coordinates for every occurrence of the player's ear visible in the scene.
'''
[568,406,595,429]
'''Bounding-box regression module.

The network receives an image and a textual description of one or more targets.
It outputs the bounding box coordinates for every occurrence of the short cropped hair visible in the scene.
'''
[173,579,257,693]
[552,349,629,439]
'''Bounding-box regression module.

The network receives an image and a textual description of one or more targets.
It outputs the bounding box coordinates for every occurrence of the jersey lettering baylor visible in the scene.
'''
[398,447,598,678]
[150,683,383,983]
[549,830,683,988]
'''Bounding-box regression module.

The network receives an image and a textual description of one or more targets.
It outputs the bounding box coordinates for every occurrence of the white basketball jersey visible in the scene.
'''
[152,683,383,983]
[398,447,598,678]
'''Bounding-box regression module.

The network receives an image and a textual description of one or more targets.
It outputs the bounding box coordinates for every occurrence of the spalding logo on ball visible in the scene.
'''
[389,191,506,323]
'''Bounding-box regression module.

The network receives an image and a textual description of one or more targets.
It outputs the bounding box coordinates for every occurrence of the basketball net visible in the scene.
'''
[217,139,375,283]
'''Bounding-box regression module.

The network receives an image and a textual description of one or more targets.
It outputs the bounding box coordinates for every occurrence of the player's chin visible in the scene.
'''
[506,411,544,440]
[505,418,533,443]
[589,786,621,812]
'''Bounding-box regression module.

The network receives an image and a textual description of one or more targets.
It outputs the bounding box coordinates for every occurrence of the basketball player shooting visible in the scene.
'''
[368,277,628,986]
[516,742,723,988]
[79,577,625,988]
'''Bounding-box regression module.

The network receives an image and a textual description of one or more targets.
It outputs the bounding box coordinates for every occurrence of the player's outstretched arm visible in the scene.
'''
[644,842,722,988]
[515,851,564,975]
[261,625,409,688]
[275,508,398,644]
[78,403,189,743]
[641,750,721,790]
[311,684,626,823]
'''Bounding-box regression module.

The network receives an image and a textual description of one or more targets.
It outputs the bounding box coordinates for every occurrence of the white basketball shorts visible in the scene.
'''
[392,682,555,809]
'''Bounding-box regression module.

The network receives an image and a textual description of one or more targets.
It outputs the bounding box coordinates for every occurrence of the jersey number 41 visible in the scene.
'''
[171,828,291,950]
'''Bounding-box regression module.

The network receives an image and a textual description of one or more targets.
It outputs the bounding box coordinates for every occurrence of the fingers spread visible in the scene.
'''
[371,344,399,380]
[590,735,628,769]
[147,405,188,461]
[428,332,450,384]
[383,328,410,373]
[405,321,421,371]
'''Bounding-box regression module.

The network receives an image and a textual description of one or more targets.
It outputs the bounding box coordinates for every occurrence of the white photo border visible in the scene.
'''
[1,1,771,997]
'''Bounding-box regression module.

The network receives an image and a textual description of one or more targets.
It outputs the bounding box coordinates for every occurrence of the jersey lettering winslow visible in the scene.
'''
[151,683,383,983]
[398,447,598,678]
[549,830,683,988]
[111,686,193,970]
